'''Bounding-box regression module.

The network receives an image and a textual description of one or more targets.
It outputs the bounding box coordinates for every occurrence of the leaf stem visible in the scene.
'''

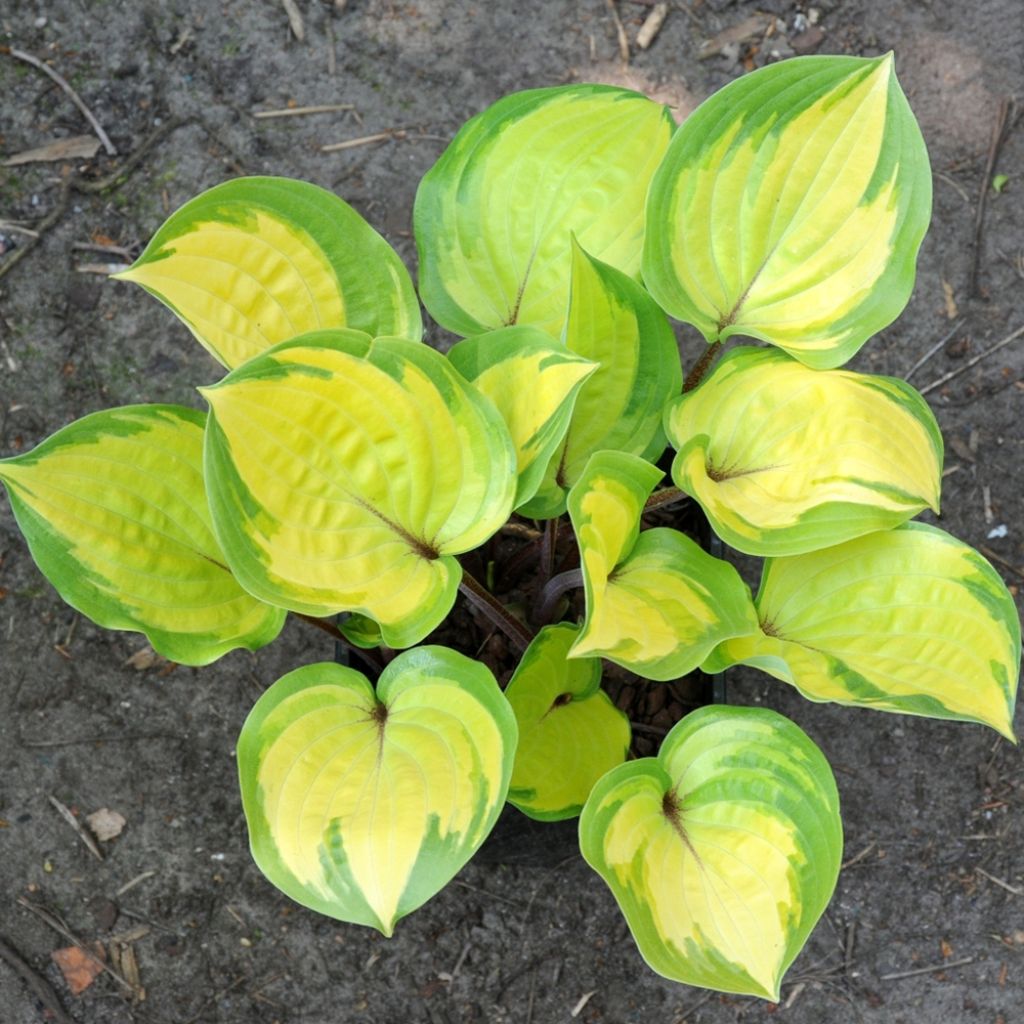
[534,567,584,627]
[458,571,534,652]
[539,517,559,586]
[643,486,691,513]
[682,341,721,392]
[292,612,385,675]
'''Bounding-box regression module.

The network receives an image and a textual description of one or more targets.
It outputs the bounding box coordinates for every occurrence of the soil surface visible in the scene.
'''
[2,2,1023,1022]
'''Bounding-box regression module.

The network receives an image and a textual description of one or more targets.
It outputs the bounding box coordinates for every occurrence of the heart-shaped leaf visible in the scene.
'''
[521,239,683,518]
[0,405,285,664]
[665,347,943,556]
[706,523,1021,738]
[580,705,842,999]
[505,624,630,821]
[644,54,931,369]
[415,85,674,338]
[447,326,596,510]
[201,330,516,648]
[116,177,422,369]
[238,647,517,935]
[568,451,759,680]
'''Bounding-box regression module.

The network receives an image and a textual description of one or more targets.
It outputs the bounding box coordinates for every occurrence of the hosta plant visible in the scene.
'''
[2,55,1019,1001]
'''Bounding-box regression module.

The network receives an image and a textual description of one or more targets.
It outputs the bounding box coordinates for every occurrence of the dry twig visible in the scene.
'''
[0,182,70,284]
[281,0,305,41]
[605,0,630,63]
[6,48,116,155]
[48,794,104,861]
[969,97,1014,297]
[0,935,75,1024]
[0,117,189,285]
[919,323,1024,396]
[254,103,353,119]
[903,319,964,381]
[15,897,136,992]
[980,545,1024,582]
[636,3,670,49]
[880,956,975,980]
[116,870,157,897]
[976,866,1024,896]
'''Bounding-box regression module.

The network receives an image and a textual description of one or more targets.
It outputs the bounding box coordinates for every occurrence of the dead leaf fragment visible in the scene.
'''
[3,135,101,166]
[940,938,954,959]
[698,13,773,59]
[942,279,959,319]
[125,646,162,670]
[110,940,146,1002]
[87,808,126,842]
[282,0,305,41]
[635,3,669,50]
[52,943,105,995]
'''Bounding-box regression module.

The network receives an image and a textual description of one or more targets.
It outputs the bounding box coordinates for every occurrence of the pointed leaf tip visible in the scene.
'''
[122,176,421,369]
[0,404,284,664]
[713,523,1020,738]
[644,54,931,368]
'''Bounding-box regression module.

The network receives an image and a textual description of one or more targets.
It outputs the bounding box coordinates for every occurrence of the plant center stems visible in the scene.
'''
[534,567,584,627]
[458,571,534,652]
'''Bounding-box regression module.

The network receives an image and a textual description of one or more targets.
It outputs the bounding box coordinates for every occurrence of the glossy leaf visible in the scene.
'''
[706,523,1021,739]
[447,327,596,509]
[644,54,931,369]
[202,330,516,648]
[116,177,421,369]
[505,624,630,820]
[665,347,943,556]
[521,240,683,518]
[568,451,759,680]
[238,648,517,935]
[581,705,842,999]
[0,405,284,665]
[415,85,674,338]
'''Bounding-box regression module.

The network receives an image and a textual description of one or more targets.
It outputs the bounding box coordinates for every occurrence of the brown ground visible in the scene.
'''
[1,1,1023,1022]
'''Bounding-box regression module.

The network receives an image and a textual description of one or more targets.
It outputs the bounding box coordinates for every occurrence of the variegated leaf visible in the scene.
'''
[581,705,842,999]
[568,451,759,680]
[238,648,517,935]
[521,239,683,518]
[505,623,630,820]
[706,523,1021,738]
[201,330,516,648]
[0,405,284,665]
[665,347,943,556]
[339,612,384,650]
[116,177,421,369]
[447,327,596,509]
[415,85,674,338]
[644,54,931,369]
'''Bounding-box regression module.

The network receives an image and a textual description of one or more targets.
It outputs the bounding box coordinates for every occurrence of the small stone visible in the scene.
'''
[91,897,119,932]
[790,26,826,54]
